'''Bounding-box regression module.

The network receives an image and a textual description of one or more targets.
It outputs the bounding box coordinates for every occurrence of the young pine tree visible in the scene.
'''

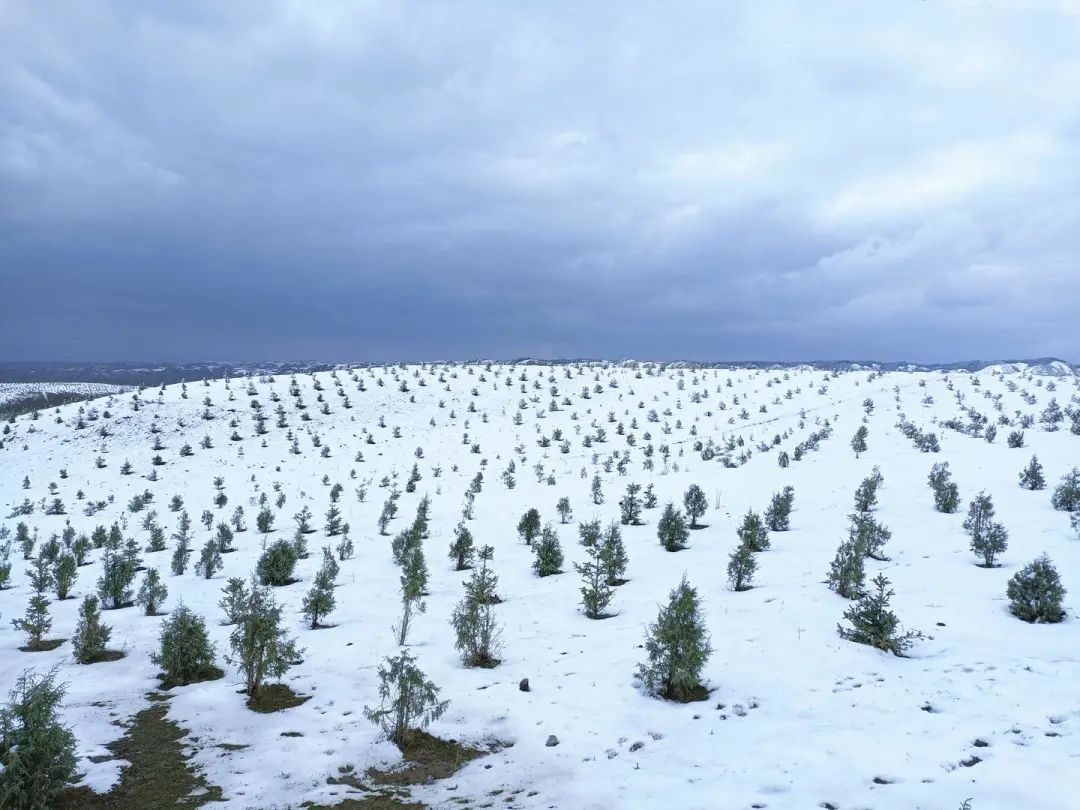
[290,527,310,561]
[0,668,77,809]
[227,584,301,698]
[850,425,868,458]
[657,503,689,552]
[72,596,112,664]
[26,554,53,595]
[727,539,757,592]
[850,512,891,561]
[826,537,865,599]
[451,561,503,668]
[256,506,275,536]
[962,491,996,544]
[71,535,90,567]
[256,539,299,587]
[364,650,449,747]
[556,496,573,524]
[971,521,1008,567]
[219,577,249,626]
[136,568,168,615]
[575,540,614,619]
[232,505,247,535]
[764,486,795,532]
[590,474,604,505]
[324,504,343,537]
[447,523,475,571]
[301,567,336,629]
[635,576,712,702]
[1007,554,1066,623]
[52,553,76,600]
[97,550,136,609]
[577,519,602,548]
[391,525,419,567]
[194,539,222,580]
[152,605,218,686]
[927,462,960,513]
[464,546,500,605]
[683,484,707,528]
[532,524,564,577]
[215,522,235,554]
[12,593,52,650]
[619,483,644,526]
[395,542,429,646]
[335,533,354,561]
[736,510,770,552]
[1018,455,1046,491]
[837,573,920,656]
[145,523,167,553]
[170,512,193,575]
[853,474,880,513]
[1051,468,1080,512]
[516,508,542,545]
[599,522,629,586]
[305,543,331,583]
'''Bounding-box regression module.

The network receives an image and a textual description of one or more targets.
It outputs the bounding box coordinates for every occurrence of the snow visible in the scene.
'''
[1,364,1078,809]
[1029,361,1076,377]
[0,382,130,407]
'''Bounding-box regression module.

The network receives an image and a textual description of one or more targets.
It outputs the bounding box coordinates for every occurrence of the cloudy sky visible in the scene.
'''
[2,0,1079,363]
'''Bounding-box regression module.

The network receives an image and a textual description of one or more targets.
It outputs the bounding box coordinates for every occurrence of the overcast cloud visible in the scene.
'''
[2,0,1079,362]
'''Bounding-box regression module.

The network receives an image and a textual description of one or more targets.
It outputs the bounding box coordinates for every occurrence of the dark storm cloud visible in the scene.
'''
[2,0,1080,362]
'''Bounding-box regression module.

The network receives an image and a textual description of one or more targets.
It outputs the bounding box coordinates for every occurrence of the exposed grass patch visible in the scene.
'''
[307,733,496,810]
[246,682,311,713]
[305,795,424,809]
[663,684,711,704]
[368,731,487,787]
[80,649,127,664]
[19,637,66,652]
[57,693,222,808]
[157,665,225,691]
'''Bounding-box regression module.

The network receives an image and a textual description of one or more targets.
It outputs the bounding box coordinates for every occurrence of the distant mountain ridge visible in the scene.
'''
[0,357,1075,386]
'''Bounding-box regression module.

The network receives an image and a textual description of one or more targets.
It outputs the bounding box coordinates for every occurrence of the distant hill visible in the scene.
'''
[0,356,1075,388]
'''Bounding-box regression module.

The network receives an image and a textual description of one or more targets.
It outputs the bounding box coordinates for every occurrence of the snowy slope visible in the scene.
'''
[0,382,130,407]
[1,364,1078,810]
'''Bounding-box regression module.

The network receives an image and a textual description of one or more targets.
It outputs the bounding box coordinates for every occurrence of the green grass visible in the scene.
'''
[19,637,66,652]
[307,731,493,810]
[368,731,486,787]
[57,693,223,809]
[157,665,225,691]
[246,682,311,713]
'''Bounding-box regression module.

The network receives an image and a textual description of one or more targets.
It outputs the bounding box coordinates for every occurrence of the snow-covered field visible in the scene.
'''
[0,382,130,404]
[0,383,131,416]
[1,363,1078,809]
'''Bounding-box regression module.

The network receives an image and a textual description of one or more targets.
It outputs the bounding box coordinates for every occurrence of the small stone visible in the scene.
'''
[629,741,644,752]
[545,735,559,747]
[519,678,530,692]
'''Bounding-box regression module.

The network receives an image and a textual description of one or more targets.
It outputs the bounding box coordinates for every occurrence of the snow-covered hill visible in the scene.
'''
[1,363,1078,809]
[0,382,130,407]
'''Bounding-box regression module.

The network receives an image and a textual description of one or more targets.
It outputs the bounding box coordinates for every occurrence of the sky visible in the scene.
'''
[2,0,1080,363]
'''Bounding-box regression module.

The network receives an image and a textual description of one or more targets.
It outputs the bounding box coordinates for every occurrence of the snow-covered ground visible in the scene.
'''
[1,363,1078,809]
[0,382,130,407]
[0,384,130,414]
